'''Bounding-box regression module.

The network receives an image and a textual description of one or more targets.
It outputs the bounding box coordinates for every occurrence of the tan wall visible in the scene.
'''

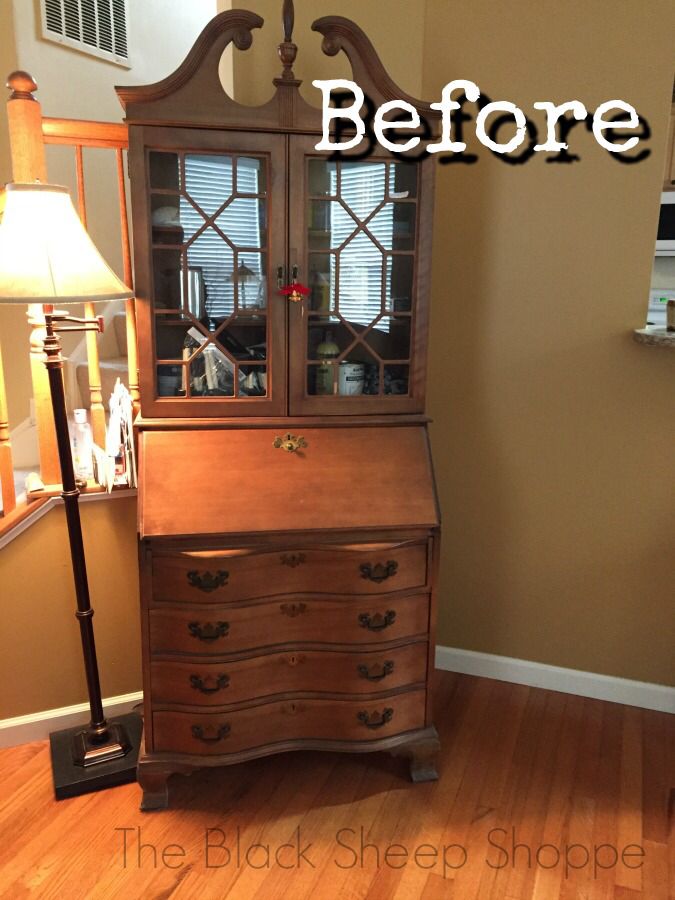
[421,0,675,686]
[0,497,140,718]
[1,0,673,721]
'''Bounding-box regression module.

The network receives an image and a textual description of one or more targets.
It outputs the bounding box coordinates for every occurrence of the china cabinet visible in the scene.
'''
[119,1,442,810]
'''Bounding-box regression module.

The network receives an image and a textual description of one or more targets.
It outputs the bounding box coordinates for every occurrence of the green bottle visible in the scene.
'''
[315,330,339,395]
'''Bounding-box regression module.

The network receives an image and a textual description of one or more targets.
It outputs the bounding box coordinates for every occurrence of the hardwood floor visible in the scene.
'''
[0,672,672,899]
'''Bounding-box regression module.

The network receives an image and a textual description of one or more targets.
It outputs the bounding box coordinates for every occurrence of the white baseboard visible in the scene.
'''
[436,646,675,714]
[0,691,143,749]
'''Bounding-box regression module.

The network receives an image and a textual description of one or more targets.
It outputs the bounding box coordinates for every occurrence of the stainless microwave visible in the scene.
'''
[655,191,675,255]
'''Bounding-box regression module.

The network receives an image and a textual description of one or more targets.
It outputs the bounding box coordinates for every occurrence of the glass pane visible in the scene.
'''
[185,229,234,322]
[216,198,266,249]
[157,364,185,397]
[364,316,411,361]
[215,318,267,363]
[338,230,383,324]
[340,161,386,220]
[155,311,200,361]
[151,195,206,246]
[308,159,337,196]
[307,363,337,397]
[308,253,336,313]
[232,251,267,310]
[149,151,179,191]
[237,157,266,195]
[308,200,357,251]
[389,162,418,199]
[308,318,350,361]
[385,255,414,312]
[189,343,236,397]
[153,249,183,309]
[239,364,267,397]
[383,364,410,395]
[368,202,416,251]
[185,154,233,216]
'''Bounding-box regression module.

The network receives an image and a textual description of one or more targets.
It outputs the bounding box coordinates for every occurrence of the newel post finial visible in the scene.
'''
[278,0,298,81]
[6,70,39,101]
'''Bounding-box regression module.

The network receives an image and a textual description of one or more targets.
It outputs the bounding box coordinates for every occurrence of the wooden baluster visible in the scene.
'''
[116,147,139,415]
[74,144,106,447]
[6,71,60,486]
[0,336,17,515]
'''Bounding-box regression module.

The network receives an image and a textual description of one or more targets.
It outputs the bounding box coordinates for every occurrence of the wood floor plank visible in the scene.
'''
[0,673,671,900]
[615,705,643,894]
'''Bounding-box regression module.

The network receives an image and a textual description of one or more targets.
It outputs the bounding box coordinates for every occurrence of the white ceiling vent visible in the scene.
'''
[41,0,131,68]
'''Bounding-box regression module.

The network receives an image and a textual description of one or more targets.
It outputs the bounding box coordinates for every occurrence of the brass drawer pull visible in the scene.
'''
[357,660,395,682]
[187,570,229,593]
[188,621,229,642]
[360,561,398,584]
[190,673,230,694]
[357,708,394,730]
[191,724,231,743]
[281,553,306,567]
[273,433,307,453]
[280,602,307,617]
[358,610,396,632]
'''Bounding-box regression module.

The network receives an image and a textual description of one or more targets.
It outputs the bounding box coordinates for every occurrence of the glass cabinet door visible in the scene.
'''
[134,129,287,417]
[288,136,432,416]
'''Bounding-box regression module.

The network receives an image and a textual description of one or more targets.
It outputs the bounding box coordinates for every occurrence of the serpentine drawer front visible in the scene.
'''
[152,689,427,755]
[151,542,428,604]
[150,642,429,706]
[149,593,430,656]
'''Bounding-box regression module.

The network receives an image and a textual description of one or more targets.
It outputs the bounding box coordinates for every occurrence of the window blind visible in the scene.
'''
[332,164,393,331]
[181,157,263,320]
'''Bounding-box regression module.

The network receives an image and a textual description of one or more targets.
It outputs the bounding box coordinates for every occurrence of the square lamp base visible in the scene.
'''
[49,712,143,800]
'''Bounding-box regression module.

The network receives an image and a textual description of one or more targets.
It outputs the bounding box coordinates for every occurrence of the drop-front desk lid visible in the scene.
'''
[138,426,439,539]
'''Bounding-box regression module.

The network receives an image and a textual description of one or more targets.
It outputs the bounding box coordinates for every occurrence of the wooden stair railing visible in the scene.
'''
[1,70,136,526]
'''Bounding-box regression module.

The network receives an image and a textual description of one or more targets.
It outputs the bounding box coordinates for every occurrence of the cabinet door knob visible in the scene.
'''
[190,673,230,694]
[358,610,396,632]
[357,708,394,730]
[187,569,229,592]
[273,433,307,453]
[188,621,229,642]
[360,561,398,584]
[357,660,395,682]
[191,724,230,743]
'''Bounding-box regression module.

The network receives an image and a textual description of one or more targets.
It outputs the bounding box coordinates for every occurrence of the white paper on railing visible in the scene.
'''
[93,378,137,492]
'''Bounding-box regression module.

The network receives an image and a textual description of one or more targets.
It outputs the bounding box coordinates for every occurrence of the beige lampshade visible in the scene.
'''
[0,182,133,304]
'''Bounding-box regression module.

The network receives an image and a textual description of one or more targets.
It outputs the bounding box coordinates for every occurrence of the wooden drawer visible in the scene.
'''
[149,593,429,656]
[152,689,426,755]
[151,542,428,604]
[150,642,428,706]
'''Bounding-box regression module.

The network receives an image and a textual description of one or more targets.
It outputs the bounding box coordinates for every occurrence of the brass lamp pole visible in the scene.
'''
[0,183,142,797]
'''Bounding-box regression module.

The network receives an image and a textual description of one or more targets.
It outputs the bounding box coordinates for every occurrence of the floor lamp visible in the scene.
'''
[0,182,143,798]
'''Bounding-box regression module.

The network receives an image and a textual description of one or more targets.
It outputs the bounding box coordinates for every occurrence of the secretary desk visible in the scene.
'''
[117,1,442,810]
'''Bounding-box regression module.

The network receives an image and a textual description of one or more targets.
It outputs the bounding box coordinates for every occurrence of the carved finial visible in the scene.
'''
[6,71,38,101]
[278,0,297,81]
[282,0,294,41]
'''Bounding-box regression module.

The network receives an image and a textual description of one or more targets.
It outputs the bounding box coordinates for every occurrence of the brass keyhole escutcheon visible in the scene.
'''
[273,433,307,453]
